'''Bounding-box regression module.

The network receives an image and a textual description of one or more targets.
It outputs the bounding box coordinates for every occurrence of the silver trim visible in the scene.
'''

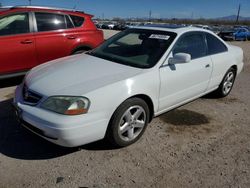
[7,6,84,13]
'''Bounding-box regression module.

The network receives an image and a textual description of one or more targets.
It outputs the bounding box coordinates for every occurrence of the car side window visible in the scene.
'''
[65,15,74,29]
[206,33,227,55]
[70,15,84,27]
[0,12,30,36]
[173,33,206,60]
[35,12,66,32]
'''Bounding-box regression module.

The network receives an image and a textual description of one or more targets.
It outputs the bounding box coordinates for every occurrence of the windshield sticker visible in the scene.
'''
[149,34,170,40]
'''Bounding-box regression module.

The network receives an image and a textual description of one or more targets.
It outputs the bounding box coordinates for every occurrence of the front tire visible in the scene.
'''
[212,67,236,98]
[107,98,150,147]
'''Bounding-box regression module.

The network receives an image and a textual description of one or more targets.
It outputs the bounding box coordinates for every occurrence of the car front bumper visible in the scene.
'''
[13,85,109,147]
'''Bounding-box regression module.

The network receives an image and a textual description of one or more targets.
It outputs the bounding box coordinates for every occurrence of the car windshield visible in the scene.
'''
[89,29,177,68]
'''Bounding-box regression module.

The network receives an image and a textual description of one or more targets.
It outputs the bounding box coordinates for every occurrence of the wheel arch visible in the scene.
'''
[231,65,237,73]
[71,44,93,55]
[127,94,155,123]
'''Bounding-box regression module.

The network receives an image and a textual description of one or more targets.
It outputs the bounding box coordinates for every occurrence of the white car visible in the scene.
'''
[14,26,244,147]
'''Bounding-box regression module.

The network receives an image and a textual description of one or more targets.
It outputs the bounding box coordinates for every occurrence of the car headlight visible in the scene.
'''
[41,96,90,115]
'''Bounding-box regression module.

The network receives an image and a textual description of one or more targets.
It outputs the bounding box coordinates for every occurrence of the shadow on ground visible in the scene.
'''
[0,99,77,160]
[0,99,118,160]
[0,76,24,88]
[160,109,210,126]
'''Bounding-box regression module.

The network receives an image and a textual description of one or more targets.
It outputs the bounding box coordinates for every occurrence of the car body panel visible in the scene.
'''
[0,32,37,74]
[159,56,213,111]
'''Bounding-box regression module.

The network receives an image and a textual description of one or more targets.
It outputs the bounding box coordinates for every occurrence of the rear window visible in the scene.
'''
[35,12,66,32]
[70,15,84,27]
[206,33,227,55]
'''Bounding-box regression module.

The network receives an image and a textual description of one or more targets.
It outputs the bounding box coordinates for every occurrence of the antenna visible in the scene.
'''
[236,3,241,24]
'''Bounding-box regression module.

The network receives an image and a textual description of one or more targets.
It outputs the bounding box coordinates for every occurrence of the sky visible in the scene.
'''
[1,0,250,19]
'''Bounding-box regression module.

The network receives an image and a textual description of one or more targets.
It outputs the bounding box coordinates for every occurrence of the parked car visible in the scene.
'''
[14,26,244,147]
[218,27,235,41]
[233,28,250,41]
[0,6,104,79]
[113,23,128,31]
[100,23,110,29]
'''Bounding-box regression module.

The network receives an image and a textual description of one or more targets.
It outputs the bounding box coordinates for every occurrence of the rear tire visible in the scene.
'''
[72,47,92,55]
[107,98,150,147]
[211,67,236,98]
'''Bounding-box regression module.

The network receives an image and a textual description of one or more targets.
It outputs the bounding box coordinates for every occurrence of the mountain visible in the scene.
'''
[217,15,250,21]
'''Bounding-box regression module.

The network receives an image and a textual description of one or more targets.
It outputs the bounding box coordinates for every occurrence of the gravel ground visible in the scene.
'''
[0,31,250,188]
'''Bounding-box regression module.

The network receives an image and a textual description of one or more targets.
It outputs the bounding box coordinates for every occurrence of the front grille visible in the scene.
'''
[22,84,42,105]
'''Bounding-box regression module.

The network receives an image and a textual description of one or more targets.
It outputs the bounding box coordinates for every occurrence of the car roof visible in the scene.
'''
[0,6,92,17]
[133,25,214,35]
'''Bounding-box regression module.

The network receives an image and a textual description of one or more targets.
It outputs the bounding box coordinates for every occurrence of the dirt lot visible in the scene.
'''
[0,31,250,188]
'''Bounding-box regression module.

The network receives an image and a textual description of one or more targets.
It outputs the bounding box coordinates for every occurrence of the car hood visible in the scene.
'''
[25,54,143,96]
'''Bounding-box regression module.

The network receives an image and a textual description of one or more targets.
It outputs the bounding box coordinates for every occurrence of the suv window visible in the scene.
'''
[70,15,84,27]
[65,15,74,29]
[206,33,227,55]
[0,13,30,36]
[173,33,206,59]
[35,12,66,32]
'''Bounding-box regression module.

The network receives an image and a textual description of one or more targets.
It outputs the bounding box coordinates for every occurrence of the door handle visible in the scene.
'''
[205,64,210,68]
[67,35,76,39]
[21,39,33,44]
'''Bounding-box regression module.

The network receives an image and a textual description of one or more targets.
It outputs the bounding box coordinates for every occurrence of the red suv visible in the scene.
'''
[0,6,104,79]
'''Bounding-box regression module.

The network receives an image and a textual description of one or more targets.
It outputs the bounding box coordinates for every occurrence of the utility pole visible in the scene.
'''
[149,10,152,22]
[236,3,241,24]
[28,0,31,6]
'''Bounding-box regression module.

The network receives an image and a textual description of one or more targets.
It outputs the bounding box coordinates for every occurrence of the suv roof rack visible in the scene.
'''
[1,5,84,13]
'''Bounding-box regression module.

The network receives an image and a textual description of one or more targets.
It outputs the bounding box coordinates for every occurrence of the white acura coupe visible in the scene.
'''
[14,26,244,147]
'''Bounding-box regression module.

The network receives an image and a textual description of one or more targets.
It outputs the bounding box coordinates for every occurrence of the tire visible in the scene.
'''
[72,49,87,55]
[212,67,236,98]
[72,47,91,55]
[107,98,150,147]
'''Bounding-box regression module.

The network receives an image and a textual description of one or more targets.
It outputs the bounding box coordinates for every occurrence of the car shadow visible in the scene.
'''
[0,76,24,88]
[0,99,118,160]
[0,99,78,160]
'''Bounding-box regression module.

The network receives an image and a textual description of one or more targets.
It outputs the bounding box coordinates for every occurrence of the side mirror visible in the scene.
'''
[168,53,191,65]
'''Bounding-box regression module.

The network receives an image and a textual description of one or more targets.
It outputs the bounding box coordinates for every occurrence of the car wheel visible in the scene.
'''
[72,47,92,55]
[213,68,236,98]
[72,50,87,55]
[107,98,150,147]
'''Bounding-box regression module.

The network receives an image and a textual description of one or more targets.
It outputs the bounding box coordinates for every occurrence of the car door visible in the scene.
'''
[33,12,72,65]
[0,12,37,75]
[158,32,212,111]
[205,33,229,90]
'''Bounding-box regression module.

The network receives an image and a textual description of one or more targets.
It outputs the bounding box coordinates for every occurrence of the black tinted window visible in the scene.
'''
[173,33,206,59]
[35,13,66,32]
[206,33,227,55]
[0,13,29,36]
[70,15,84,27]
[65,15,74,28]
